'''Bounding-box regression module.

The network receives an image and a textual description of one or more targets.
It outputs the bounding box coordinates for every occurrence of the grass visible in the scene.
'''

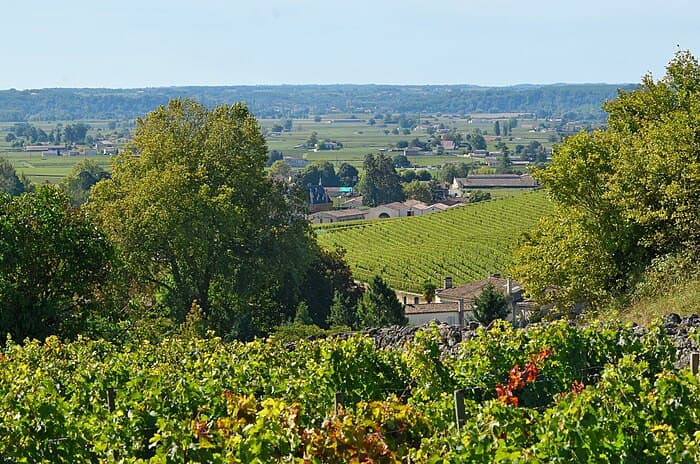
[0,113,556,183]
[0,151,113,184]
[613,278,700,326]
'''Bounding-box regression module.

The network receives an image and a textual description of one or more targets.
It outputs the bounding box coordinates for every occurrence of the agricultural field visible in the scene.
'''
[314,190,551,293]
[0,113,557,183]
[262,114,560,170]
[0,319,691,462]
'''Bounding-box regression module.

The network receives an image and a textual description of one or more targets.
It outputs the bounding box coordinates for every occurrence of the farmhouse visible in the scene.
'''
[405,276,524,327]
[404,301,464,326]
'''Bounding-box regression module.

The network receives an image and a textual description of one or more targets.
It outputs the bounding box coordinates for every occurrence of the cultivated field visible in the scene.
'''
[314,190,551,293]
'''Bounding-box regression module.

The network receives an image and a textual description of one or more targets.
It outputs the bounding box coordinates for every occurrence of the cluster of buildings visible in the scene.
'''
[309,198,465,224]
[25,139,123,158]
[400,275,535,327]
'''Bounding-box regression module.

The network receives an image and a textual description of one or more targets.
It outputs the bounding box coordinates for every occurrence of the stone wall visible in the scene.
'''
[346,314,700,369]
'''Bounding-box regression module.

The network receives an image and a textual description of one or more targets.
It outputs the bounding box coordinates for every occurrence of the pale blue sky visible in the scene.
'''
[2,0,698,89]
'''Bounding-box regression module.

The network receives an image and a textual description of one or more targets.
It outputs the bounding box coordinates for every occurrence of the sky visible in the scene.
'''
[2,0,698,89]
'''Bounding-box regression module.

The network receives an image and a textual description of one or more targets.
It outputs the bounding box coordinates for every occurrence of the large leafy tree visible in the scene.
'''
[60,159,109,206]
[296,161,339,187]
[358,153,405,207]
[513,50,700,312]
[89,99,315,338]
[338,162,359,187]
[0,186,115,340]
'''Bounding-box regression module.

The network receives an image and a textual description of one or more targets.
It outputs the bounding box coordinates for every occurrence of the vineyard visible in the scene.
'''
[2,320,699,462]
[314,191,551,292]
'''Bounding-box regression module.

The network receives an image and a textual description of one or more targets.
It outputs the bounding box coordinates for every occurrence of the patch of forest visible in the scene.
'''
[0,83,636,121]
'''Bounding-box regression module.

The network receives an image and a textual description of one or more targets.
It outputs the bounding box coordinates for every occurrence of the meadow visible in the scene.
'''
[0,113,558,183]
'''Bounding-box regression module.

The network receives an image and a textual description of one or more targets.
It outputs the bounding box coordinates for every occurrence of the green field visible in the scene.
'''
[0,150,113,184]
[0,113,556,183]
[314,190,551,292]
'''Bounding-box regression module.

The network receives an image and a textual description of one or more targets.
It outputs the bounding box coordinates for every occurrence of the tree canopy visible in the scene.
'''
[0,157,28,196]
[0,186,115,340]
[512,51,700,313]
[356,275,407,328]
[60,159,109,206]
[358,153,405,207]
[89,99,316,338]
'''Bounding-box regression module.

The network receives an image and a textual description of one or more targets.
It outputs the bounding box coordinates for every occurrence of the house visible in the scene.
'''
[365,202,416,219]
[404,301,464,326]
[404,276,524,327]
[307,184,332,213]
[437,276,523,307]
[403,147,422,156]
[440,140,457,151]
[309,208,366,224]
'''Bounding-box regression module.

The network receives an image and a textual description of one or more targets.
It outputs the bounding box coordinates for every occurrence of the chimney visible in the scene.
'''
[444,276,453,289]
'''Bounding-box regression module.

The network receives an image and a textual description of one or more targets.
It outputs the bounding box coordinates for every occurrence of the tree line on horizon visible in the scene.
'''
[0,83,635,122]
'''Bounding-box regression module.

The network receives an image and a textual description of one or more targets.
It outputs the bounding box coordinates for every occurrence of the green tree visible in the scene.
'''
[0,186,115,340]
[393,154,411,167]
[358,153,405,207]
[512,50,700,313]
[356,275,407,328]
[472,283,509,325]
[422,281,437,303]
[60,159,109,206]
[266,149,283,167]
[89,99,315,338]
[269,160,292,177]
[403,180,432,203]
[293,301,313,325]
[494,120,501,136]
[0,157,27,196]
[338,162,359,187]
[297,247,361,328]
[297,161,339,187]
[327,289,357,329]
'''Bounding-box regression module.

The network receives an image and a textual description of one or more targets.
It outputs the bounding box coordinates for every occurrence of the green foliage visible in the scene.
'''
[514,51,700,312]
[88,99,315,338]
[472,283,509,324]
[0,319,686,462]
[296,160,339,187]
[402,179,433,203]
[294,301,313,325]
[356,275,407,328]
[268,159,291,177]
[421,281,437,303]
[337,162,359,187]
[358,153,405,207]
[316,191,551,293]
[0,156,27,196]
[327,289,358,329]
[59,158,109,206]
[0,186,115,340]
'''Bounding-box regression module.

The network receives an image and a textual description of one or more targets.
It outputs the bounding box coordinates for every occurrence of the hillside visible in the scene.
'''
[314,191,551,293]
[0,83,635,121]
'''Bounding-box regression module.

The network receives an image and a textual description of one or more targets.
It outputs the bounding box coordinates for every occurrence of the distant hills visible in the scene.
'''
[0,83,637,122]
